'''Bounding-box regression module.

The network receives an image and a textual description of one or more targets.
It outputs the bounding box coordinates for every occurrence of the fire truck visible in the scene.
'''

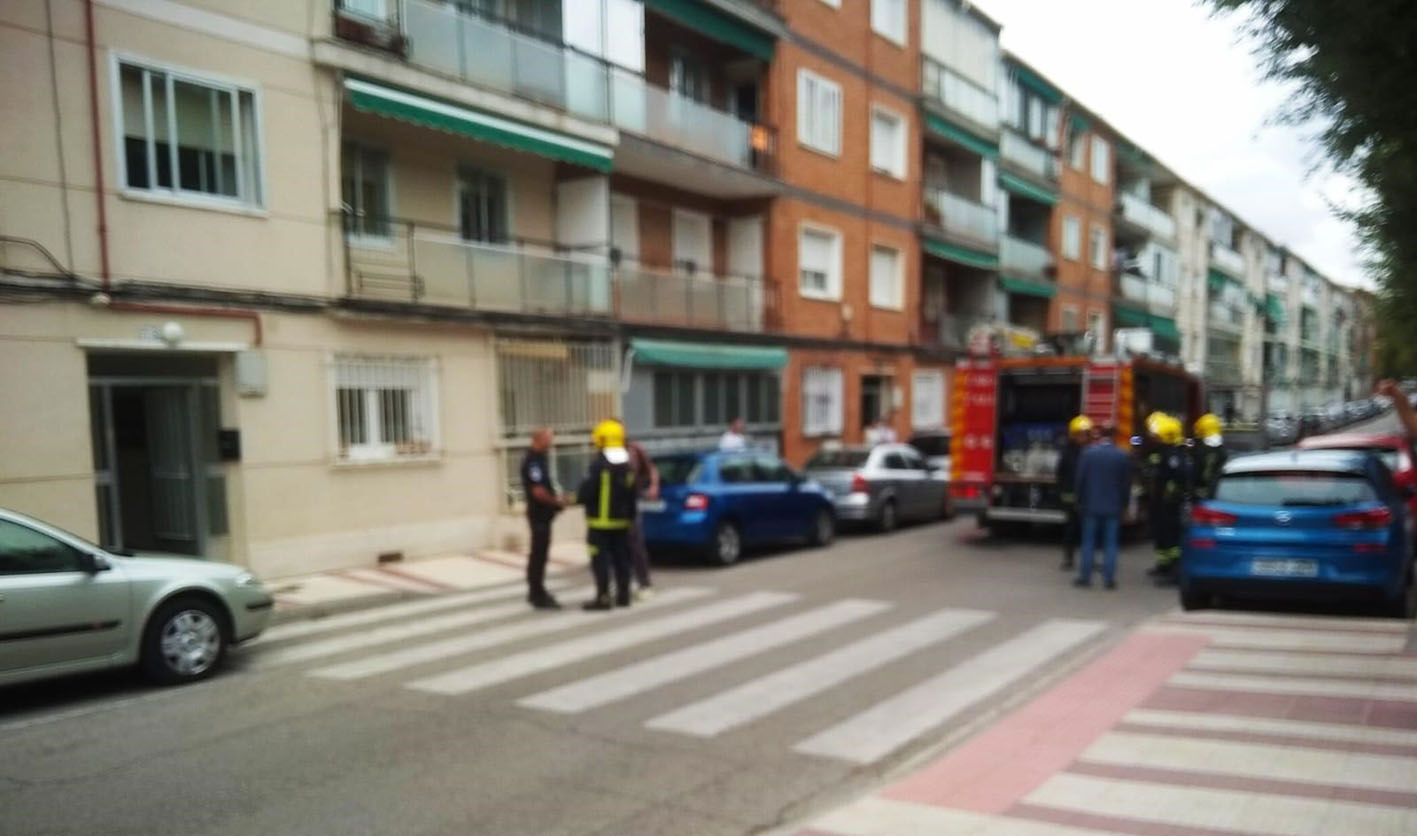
[948,329,1203,530]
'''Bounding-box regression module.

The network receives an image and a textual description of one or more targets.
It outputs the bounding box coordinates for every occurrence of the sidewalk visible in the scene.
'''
[792,610,1417,835]
[263,542,589,624]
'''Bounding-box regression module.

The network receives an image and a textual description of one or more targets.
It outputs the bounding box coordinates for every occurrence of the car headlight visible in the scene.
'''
[234,572,262,588]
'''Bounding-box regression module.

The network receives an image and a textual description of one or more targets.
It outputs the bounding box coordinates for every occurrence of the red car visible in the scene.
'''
[1298,433,1417,517]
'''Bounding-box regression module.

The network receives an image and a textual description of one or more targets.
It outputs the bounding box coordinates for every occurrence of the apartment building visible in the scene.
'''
[1053,99,1116,348]
[997,54,1061,336]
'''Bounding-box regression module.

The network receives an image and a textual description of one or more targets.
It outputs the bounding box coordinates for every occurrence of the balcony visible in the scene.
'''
[1210,241,1245,278]
[342,215,770,332]
[1001,236,1053,280]
[1205,358,1243,384]
[920,57,999,135]
[1117,272,1177,315]
[923,185,998,249]
[1302,284,1322,307]
[1267,272,1288,294]
[925,313,991,351]
[1116,193,1176,242]
[1208,302,1245,333]
[1000,130,1057,182]
[374,0,774,174]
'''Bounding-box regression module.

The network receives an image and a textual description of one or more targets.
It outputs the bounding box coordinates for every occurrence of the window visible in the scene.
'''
[869,106,906,178]
[718,456,755,484]
[1062,215,1082,261]
[802,366,844,436]
[1088,311,1107,350]
[799,225,842,300]
[0,520,85,575]
[333,355,438,462]
[797,69,842,156]
[1068,129,1086,170]
[1089,224,1108,270]
[884,452,910,470]
[653,371,697,427]
[1044,105,1060,150]
[117,59,262,206]
[340,0,387,20]
[911,370,945,430]
[1061,305,1080,333]
[1090,136,1111,184]
[1027,97,1044,141]
[457,167,508,243]
[752,455,795,483]
[869,244,903,310]
[669,51,709,103]
[871,0,905,44]
[342,141,391,240]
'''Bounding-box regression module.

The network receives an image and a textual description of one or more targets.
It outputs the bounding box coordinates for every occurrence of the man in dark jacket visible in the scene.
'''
[520,428,564,609]
[578,419,638,610]
[1057,415,1094,571]
[1073,423,1133,589]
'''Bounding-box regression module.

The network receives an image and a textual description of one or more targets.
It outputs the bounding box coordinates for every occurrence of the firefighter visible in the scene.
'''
[577,419,639,610]
[1192,413,1228,501]
[1057,415,1094,571]
[1146,416,1190,584]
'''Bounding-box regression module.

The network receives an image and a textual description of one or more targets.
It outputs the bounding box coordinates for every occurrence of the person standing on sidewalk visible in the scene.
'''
[626,433,659,600]
[1057,415,1093,571]
[1073,422,1132,590]
[1145,416,1191,585]
[719,417,748,451]
[520,428,565,610]
[578,419,638,610]
[1191,413,1228,501]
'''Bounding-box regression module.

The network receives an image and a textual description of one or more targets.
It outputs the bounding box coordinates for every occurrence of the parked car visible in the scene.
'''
[1180,450,1415,616]
[639,450,835,566]
[804,444,950,532]
[909,430,954,517]
[1298,432,1417,518]
[0,508,273,688]
[1265,412,1299,445]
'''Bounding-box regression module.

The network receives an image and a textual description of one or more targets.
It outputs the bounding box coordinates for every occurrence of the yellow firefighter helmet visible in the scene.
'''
[1068,415,1094,437]
[1157,416,1184,446]
[1194,413,1223,440]
[591,419,626,450]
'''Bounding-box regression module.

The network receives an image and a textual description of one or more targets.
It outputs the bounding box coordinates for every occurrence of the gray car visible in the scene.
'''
[0,508,272,688]
[804,444,950,531]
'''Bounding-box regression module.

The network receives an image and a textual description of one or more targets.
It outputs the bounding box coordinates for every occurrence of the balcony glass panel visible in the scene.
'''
[1001,236,1052,278]
[1117,192,1176,241]
[1210,241,1245,277]
[615,266,765,332]
[609,68,754,169]
[924,185,997,245]
[1000,131,1055,181]
[921,58,999,131]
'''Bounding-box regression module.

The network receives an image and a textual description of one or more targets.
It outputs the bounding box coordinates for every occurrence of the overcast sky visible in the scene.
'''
[969,0,1368,288]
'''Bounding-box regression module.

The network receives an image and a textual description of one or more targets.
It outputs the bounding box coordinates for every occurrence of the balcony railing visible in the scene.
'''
[923,185,997,247]
[924,313,990,350]
[1209,302,1245,332]
[1116,192,1176,241]
[1210,241,1245,277]
[1117,272,1177,314]
[1267,272,1288,293]
[390,0,773,173]
[1302,285,1321,307]
[341,215,770,332]
[1205,358,1243,384]
[921,57,999,132]
[1000,130,1057,181]
[1001,236,1053,279]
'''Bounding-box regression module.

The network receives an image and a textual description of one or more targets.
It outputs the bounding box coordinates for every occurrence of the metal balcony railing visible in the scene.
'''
[1205,359,1243,383]
[923,185,997,246]
[1209,302,1245,332]
[1210,241,1245,277]
[615,263,770,333]
[1116,192,1176,241]
[1001,236,1053,279]
[924,313,990,350]
[1117,271,1177,314]
[920,57,999,132]
[1000,130,1057,181]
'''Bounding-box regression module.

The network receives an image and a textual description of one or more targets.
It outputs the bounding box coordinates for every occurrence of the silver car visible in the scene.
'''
[0,508,272,688]
[804,444,950,531]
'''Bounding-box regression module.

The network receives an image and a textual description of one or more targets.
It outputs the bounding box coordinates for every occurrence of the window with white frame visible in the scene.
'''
[869,106,906,178]
[1068,127,1086,170]
[342,141,391,239]
[869,244,903,309]
[1061,305,1080,333]
[872,0,906,44]
[333,355,438,462]
[799,225,842,300]
[1089,224,1108,270]
[117,59,262,206]
[802,366,843,436]
[797,69,842,156]
[1062,215,1082,261]
[1090,136,1111,184]
[911,370,945,431]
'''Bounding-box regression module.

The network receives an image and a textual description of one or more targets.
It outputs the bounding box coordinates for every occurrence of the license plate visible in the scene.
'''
[1251,559,1319,578]
[638,499,666,513]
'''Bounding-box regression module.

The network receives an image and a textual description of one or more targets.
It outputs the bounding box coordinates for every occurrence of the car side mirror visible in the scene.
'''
[77,551,110,574]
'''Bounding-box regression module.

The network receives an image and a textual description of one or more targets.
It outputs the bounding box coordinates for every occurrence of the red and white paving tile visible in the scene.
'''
[796,610,1417,836]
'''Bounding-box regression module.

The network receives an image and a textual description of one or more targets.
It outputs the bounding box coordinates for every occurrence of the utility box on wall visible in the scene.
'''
[235,350,267,397]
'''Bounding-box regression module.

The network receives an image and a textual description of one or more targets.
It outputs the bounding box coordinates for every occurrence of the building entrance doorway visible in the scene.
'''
[861,374,893,434]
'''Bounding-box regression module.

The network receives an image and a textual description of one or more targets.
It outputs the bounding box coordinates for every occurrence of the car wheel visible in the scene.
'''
[877,499,898,533]
[141,596,228,685]
[1179,586,1211,612]
[808,508,835,547]
[710,521,742,566]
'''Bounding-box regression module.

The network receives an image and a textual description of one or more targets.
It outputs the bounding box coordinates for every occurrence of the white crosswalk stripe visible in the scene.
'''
[794,618,1107,764]
[646,608,995,737]
[407,591,798,695]
[518,599,891,714]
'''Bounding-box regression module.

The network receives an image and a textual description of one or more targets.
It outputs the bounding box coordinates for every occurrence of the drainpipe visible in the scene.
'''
[83,0,111,291]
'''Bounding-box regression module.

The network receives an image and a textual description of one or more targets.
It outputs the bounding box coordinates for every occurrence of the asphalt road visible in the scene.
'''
[0,517,1184,836]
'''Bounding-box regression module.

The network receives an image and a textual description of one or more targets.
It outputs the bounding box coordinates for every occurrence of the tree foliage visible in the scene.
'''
[1204,0,1417,372]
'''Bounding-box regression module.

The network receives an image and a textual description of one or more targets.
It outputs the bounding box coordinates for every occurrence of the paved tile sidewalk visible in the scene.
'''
[793,610,1417,836]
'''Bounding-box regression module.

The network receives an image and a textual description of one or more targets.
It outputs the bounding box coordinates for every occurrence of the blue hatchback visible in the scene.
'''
[639,450,836,565]
[1181,450,1416,616]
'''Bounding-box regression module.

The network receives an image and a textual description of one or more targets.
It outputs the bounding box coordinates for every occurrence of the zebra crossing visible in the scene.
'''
[241,582,1109,765]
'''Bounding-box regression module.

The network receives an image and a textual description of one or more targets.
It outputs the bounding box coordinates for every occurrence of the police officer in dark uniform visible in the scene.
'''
[520,427,564,610]
[578,419,639,610]
[1057,415,1093,571]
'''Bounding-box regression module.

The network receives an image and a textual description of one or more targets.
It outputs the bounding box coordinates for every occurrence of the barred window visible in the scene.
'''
[332,355,438,461]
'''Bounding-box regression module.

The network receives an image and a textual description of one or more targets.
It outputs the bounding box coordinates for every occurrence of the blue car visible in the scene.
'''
[640,450,836,565]
[1181,450,1416,616]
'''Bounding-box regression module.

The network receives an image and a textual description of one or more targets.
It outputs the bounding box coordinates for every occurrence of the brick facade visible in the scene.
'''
[1052,111,1116,341]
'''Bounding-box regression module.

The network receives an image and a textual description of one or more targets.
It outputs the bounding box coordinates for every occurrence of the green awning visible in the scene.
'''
[1207,267,1242,291]
[1068,112,1092,134]
[923,237,999,271]
[1112,302,1150,328]
[629,338,786,370]
[1265,294,1286,324]
[925,113,999,159]
[1151,316,1180,340]
[643,0,775,61]
[1000,276,1056,299]
[1012,64,1062,105]
[998,170,1059,206]
[345,78,614,172]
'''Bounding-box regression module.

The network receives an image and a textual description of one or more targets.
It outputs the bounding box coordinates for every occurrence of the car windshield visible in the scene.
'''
[1308,446,1401,471]
[653,455,702,485]
[1215,471,1379,506]
[806,450,871,468]
[910,435,951,456]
